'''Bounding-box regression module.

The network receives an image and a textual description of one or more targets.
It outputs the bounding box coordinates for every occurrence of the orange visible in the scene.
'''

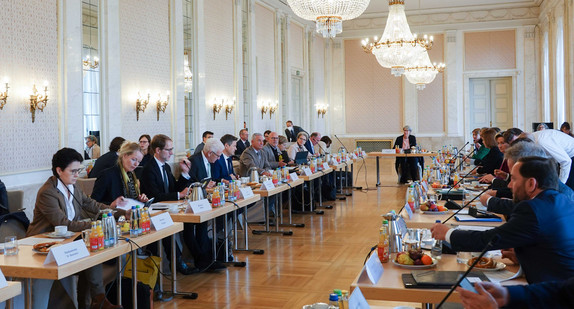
[437,205,446,212]
[421,254,433,265]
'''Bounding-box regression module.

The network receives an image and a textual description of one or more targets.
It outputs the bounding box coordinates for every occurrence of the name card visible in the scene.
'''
[303,167,313,176]
[188,199,212,214]
[422,180,429,192]
[322,162,329,170]
[362,151,367,157]
[365,251,384,284]
[239,186,254,199]
[346,155,351,161]
[289,173,299,181]
[44,240,90,266]
[261,180,275,190]
[0,269,7,289]
[381,149,395,154]
[348,287,369,309]
[404,202,413,219]
[150,212,174,231]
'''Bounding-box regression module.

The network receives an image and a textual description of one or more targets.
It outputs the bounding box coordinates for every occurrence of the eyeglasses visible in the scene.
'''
[209,151,222,158]
[139,140,149,144]
[162,147,174,153]
[68,167,85,175]
[270,137,279,140]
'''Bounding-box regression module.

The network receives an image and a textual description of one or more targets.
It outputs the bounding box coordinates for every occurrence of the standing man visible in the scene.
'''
[530,129,574,189]
[285,120,306,143]
[235,129,250,156]
[262,132,287,169]
[431,156,574,284]
[213,134,239,183]
[139,134,196,275]
[84,135,101,160]
[239,133,272,177]
[193,131,214,155]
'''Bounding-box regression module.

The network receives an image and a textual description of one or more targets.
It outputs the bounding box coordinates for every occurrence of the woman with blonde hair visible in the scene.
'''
[92,141,149,204]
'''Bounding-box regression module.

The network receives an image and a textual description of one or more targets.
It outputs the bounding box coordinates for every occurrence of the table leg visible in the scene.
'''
[131,250,137,308]
[116,256,122,305]
[252,196,292,236]
[234,207,265,254]
[171,235,176,296]
[280,189,305,228]
[376,157,381,186]
[25,278,31,309]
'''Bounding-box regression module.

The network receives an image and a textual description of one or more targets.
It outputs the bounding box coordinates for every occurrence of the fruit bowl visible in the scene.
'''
[392,258,437,269]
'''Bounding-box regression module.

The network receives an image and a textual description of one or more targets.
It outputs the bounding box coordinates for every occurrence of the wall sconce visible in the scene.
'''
[259,101,278,119]
[224,98,235,120]
[156,92,169,121]
[136,91,149,121]
[212,97,223,120]
[316,103,328,118]
[30,82,49,123]
[83,55,99,69]
[0,78,8,110]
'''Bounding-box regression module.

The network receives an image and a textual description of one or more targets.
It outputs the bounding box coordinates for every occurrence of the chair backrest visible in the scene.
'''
[76,177,96,197]
[0,218,27,240]
[7,190,24,213]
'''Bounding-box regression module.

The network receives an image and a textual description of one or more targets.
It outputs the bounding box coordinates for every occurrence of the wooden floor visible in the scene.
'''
[154,157,413,309]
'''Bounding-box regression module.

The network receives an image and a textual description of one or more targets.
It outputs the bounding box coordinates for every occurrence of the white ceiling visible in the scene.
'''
[361,0,542,17]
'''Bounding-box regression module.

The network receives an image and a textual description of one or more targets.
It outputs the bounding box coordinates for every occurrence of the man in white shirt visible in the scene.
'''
[530,129,574,189]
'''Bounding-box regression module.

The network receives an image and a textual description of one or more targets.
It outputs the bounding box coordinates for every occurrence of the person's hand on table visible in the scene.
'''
[179,158,191,174]
[479,174,494,183]
[110,196,126,209]
[493,169,507,180]
[261,171,272,177]
[278,161,287,167]
[457,282,507,309]
[430,223,449,240]
[501,248,519,264]
[230,174,238,180]
[137,194,149,203]
[479,191,493,206]
[179,187,189,199]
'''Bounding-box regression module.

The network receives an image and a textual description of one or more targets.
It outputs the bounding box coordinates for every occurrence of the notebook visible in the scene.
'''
[402,270,490,289]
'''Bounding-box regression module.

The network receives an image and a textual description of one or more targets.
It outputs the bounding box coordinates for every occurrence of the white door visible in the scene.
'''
[469,77,513,129]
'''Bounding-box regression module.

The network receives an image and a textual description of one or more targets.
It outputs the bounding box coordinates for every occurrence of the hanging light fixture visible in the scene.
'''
[404,50,445,90]
[287,0,370,38]
[361,0,433,76]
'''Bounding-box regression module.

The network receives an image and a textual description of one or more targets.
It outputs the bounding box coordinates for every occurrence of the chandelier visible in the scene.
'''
[287,0,370,38]
[361,0,433,76]
[404,50,445,90]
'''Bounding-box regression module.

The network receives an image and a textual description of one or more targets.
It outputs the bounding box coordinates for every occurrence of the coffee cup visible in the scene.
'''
[55,225,68,236]
[471,181,480,187]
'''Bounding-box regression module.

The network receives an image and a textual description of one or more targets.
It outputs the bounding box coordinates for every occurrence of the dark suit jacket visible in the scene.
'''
[239,146,271,176]
[140,158,190,202]
[304,140,315,155]
[235,139,250,156]
[88,151,118,179]
[193,142,205,155]
[188,152,210,182]
[285,126,305,142]
[91,165,138,205]
[262,144,281,169]
[394,135,417,149]
[450,189,574,283]
[506,276,574,309]
[476,146,503,175]
[211,155,235,182]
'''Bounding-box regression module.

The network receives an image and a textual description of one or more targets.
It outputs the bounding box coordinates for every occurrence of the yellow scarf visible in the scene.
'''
[119,164,140,196]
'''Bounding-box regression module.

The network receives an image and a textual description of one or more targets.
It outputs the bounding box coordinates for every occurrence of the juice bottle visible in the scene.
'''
[377,220,390,263]
[407,185,415,212]
[212,188,220,207]
[90,221,98,252]
[272,169,279,185]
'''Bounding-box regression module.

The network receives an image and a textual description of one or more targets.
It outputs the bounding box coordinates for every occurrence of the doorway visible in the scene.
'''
[469,77,513,130]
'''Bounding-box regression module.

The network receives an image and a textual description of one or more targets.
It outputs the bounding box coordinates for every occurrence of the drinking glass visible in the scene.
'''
[456,251,471,264]
[4,236,18,256]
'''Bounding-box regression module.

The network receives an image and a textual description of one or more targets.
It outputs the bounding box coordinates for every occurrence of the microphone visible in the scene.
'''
[443,165,480,209]
[333,134,349,153]
[435,234,501,309]
[442,185,491,224]
[451,145,476,173]
[448,141,469,162]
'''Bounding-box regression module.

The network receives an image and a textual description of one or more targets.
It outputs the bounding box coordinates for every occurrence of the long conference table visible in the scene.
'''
[0,223,183,309]
[368,152,437,186]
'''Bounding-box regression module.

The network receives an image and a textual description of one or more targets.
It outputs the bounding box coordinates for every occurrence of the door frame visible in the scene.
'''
[463,70,519,140]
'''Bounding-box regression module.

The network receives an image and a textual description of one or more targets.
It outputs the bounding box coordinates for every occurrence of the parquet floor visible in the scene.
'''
[154,157,414,309]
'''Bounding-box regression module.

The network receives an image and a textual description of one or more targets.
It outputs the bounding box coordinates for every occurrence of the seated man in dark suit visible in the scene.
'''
[262,132,287,169]
[192,130,213,155]
[187,138,226,269]
[235,129,250,157]
[139,134,197,275]
[393,125,420,183]
[432,156,574,284]
[88,136,125,179]
[212,134,239,183]
[239,133,272,177]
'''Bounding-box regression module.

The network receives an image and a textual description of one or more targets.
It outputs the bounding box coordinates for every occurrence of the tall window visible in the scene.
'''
[555,18,565,125]
[183,0,194,149]
[82,0,101,144]
[542,31,550,121]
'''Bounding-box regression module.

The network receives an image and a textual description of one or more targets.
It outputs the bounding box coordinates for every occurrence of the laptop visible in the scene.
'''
[402,270,490,289]
[294,151,309,165]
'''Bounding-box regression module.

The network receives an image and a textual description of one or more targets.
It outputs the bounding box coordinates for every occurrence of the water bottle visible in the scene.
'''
[431,220,443,259]
[102,213,110,248]
[108,210,117,245]
[130,206,139,238]
[328,294,339,308]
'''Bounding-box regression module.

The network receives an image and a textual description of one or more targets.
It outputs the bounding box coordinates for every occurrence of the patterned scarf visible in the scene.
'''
[120,164,140,199]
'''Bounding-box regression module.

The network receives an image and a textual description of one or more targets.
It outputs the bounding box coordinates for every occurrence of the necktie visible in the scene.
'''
[227,157,233,175]
[162,165,169,193]
[272,147,279,161]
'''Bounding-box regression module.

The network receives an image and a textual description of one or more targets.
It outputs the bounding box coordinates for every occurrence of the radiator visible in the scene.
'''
[356,140,394,152]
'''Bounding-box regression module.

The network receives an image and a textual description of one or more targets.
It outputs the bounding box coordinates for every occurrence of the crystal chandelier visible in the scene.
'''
[287,0,370,38]
[184,58,193,93]
[404,50,445,90]
[361,0,433,76]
